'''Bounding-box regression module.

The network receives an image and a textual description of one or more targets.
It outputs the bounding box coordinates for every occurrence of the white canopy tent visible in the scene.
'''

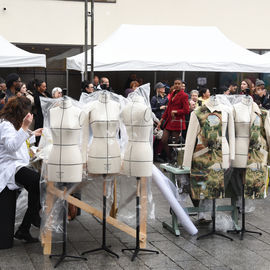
[0,35,46,68]
[263,51,270,58]
[67,24,270,73]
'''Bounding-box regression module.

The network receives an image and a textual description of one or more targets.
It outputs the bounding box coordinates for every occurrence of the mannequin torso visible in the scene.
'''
[48,98,85,182]
[232,96,253,168]
[87,92,121,174]
[121,95,153,177]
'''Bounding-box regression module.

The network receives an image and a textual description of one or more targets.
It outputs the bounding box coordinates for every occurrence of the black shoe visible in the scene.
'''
[31,215,41,228]
[14,229,39,243]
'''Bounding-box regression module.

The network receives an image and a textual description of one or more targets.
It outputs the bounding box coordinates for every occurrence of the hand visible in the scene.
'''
[22,113,33,131]
[160,105,166,110]
[33,128,43,137]
[171,110,177,119]
[157,121,162,130]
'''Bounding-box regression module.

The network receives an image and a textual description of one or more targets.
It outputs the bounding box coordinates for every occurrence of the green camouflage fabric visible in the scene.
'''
[245,109,269,199]
[190,105,224,200]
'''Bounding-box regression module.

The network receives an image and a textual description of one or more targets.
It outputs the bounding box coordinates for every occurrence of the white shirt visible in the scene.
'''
[0,120,30,192]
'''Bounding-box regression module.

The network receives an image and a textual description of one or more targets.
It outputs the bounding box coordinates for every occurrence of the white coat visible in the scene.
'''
[0,120,30,193]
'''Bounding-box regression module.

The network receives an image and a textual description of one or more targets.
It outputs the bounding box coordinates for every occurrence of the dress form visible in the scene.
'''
[232,96,253,168]
[205,97,235,169]
[87,91,121,174]
[48,98,86,182]
[122,95,153,177]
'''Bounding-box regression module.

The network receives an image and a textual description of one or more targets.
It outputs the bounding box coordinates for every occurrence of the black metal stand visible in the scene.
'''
[197,199,233,241]
[49,200,87,268]
[82,177,119,258]
[228,182,262,240]
[122,177,159,261]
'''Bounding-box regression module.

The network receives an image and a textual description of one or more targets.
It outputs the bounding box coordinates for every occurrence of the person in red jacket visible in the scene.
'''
[157,78,189,162]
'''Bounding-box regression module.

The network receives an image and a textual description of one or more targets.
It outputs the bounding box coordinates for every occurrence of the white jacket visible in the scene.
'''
[0,120,30,192]
[183,99,235,169]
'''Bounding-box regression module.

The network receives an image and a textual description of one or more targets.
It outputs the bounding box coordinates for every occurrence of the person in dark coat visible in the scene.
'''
[33,80,51,144]
[151,82,168,120]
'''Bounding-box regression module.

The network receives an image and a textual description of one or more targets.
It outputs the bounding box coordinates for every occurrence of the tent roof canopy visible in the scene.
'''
[67,24,270,73]
[0,35,46,68]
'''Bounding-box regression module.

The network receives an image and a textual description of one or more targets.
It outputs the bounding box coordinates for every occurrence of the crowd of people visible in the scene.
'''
[150,77,270,163]
[0,71,269,245]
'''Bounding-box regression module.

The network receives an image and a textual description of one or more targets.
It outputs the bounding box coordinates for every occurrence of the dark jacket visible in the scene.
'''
[34,90,52,130]
[161,90,189,131]
[151,94,168,119]
[5,89,15,102]
[262,94,270,110]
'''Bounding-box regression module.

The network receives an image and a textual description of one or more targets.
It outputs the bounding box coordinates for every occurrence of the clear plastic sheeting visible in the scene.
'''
[216,212,235,232]
[39,85,156,243]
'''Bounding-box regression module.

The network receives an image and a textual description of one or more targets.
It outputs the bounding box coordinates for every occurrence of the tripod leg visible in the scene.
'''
[122,178,158,261]
[49,199,87,268]
[81,178,119,258]
[197,199,233,241]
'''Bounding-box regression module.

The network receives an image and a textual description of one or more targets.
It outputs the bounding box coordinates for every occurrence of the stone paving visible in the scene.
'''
[1,175,270,270]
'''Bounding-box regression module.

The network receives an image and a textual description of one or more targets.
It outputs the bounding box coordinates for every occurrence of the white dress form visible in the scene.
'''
[232,96,253,168]
[122,95,153,177]
[48,98,86,182]
[87,91,121,174]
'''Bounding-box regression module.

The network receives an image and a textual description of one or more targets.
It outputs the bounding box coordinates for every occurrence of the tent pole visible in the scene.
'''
[154,71,157,87]
[66,69,69,95]
[182,71,185,82]
[45,68,47,84]
[84,0,88,81]
[81,72,84,82]
[90,0,94,82]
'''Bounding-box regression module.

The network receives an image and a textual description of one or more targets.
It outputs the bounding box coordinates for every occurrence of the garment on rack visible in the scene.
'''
[183,98,235,200]
[230,97,270,198]
[246,108,270,198]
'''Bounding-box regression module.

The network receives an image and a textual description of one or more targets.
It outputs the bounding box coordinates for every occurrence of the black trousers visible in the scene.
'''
[15,167,41,232]
[0,187,16,249]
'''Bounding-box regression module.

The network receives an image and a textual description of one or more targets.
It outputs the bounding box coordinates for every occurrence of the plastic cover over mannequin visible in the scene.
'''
[38,85,156,242]
[121,92,153,177]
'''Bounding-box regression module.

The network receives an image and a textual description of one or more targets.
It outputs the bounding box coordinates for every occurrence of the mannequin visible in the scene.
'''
[121,95,153,177]
[183,96,235,200]
[232,95,270,198]
[48,98,86,182]
[232,95,253,168]
[87,91,121,174]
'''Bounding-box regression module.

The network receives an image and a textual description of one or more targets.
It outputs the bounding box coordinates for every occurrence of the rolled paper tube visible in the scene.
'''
[152,165,198,236]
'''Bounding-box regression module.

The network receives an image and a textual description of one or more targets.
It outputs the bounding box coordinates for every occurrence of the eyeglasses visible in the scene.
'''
[16,80,22,82]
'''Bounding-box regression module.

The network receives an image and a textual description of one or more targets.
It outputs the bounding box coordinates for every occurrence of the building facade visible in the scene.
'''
[0,0,270,97]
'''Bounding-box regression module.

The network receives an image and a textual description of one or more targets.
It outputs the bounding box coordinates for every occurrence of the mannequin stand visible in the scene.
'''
[197,199,233,241]
[82,176,119,258]
[49,200,87,268]
[122,177,159,261]
[228,182,262,240]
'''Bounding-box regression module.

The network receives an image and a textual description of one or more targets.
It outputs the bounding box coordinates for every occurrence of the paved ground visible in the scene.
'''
[1,169,270,270]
